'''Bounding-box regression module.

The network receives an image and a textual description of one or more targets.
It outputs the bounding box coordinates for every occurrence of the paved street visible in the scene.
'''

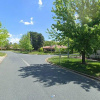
[0,51,100,100]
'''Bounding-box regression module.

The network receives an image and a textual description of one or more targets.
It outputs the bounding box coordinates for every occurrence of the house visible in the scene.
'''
[89,50,100,59]
[0,47,6,50]
[43,45,67,52]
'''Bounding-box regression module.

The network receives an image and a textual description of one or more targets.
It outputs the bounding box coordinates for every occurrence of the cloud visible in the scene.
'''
[38,0,43,8]
[8,33,12,37]
[20,17,34,25]
[9,38,20,44]
[20,34,23,36]
[8,34,20,43]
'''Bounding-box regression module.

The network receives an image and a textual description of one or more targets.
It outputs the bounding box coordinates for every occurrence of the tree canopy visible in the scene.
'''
[29,31,44,50]
[49,0,100,64]
[19,33,33,51]
[43,41,57,46]
[0,22,9,49]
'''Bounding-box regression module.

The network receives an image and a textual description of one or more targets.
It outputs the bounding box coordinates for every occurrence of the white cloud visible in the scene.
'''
[38,0,43,8]
[20,17,34,25]
[30,17,33,20]
[20,34,23,36]
[8,33,12,37]
[20,20,24,23]
[10,38,20,44]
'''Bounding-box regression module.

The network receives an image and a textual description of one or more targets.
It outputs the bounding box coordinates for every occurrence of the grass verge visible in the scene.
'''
[29,51,59,55]
[48,56,100,78]
[0,52,6,56]
[13,50,59,55]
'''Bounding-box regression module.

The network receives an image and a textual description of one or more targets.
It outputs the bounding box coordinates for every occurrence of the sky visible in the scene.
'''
[0,0,55,43]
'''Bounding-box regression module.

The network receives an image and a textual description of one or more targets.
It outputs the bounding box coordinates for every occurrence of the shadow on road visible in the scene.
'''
[18,64,100,92]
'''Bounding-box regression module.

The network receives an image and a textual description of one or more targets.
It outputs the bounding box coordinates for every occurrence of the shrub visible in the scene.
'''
[38,47,43,52]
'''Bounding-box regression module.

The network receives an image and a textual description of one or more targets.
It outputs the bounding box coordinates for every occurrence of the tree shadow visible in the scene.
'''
[18,64,100,92]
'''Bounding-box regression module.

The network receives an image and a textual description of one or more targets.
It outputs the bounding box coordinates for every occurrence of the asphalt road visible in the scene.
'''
[0,51,100,100]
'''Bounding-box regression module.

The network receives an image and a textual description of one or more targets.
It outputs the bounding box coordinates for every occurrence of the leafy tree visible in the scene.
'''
[12,43,19,50]
[4,41,11,50]
[49,0,100,64]
[29,31,44,50]
[19,33,33,51]
[37,33,44,49]
[0,22,9,49]
[43,40,57,46]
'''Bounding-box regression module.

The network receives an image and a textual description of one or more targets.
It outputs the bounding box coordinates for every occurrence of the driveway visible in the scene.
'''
[0,51,100,100]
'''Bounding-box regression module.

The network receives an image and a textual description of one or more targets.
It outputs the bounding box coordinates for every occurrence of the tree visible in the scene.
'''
[43,41,56,46]
[49,0,100,64]
[4,42,12,50]
[19,33,33,51]
[37,34,44,49]
[0,22,9,49]
[29,31,44,50]
[12,43,19,50]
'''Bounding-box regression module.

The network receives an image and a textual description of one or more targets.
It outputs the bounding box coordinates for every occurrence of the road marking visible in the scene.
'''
[21,58,30,66]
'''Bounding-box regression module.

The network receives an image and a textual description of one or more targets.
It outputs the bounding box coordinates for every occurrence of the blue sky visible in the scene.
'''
[0,0,55,43]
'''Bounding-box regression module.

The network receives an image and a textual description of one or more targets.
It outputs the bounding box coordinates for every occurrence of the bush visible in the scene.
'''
[60,48,67,53]
[38,47,43,52]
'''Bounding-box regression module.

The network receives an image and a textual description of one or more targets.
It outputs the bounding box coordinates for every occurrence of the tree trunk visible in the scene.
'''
[82,51,85,64]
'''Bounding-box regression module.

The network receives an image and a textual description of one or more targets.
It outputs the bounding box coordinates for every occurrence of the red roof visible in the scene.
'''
[43,45,67,49]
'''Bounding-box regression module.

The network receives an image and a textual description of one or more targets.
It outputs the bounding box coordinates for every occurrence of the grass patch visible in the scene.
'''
[29,51,59,55]
[48,56,100,77]
[0,52,6,56]
[13,50,30,54]
[13,50,59,55]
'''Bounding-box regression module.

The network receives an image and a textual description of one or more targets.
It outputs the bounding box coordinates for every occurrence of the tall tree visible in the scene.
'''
[37,34,44,49]
[29,31,44,50]
[0,22,9,49]
[19,33,33,51]
[49,0,100,64]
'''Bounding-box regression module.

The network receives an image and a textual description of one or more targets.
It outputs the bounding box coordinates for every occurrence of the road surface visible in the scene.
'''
[0,51,100,100]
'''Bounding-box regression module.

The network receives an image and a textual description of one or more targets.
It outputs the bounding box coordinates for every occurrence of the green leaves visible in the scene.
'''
[48,0,100,63]
[29,32,44,50]
[0,22,9,48]
[19,33,33,51]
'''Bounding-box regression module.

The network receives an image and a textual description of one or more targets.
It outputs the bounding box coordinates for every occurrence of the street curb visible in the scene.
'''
[0,54,7,64]
[45,57,100,82]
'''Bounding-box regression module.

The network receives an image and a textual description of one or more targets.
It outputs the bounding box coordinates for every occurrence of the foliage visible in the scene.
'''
[43,40,57,46]
[19,33,33,51]
[49,0,100,64]
[12,43,19,50]
[13,50,60,55]
[48,56,100,77]
[0,22,9,49]
[60,48,67,53]
[4,42,12,50]
[38,47,43,52]
[29,31,44,50]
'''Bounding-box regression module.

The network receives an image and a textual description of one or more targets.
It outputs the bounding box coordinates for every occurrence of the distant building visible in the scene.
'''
[89,50,100,59]
[0,47,6,50]
[43,45,67,51]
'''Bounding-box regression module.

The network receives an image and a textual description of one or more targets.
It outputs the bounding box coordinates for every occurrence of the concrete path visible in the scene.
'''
[0,51,100,100]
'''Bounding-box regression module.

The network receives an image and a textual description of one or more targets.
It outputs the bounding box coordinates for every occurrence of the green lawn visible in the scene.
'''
[29,51,59,55]
[13,50,59,55]
[0,52,6,56]
[48,56,100,78]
